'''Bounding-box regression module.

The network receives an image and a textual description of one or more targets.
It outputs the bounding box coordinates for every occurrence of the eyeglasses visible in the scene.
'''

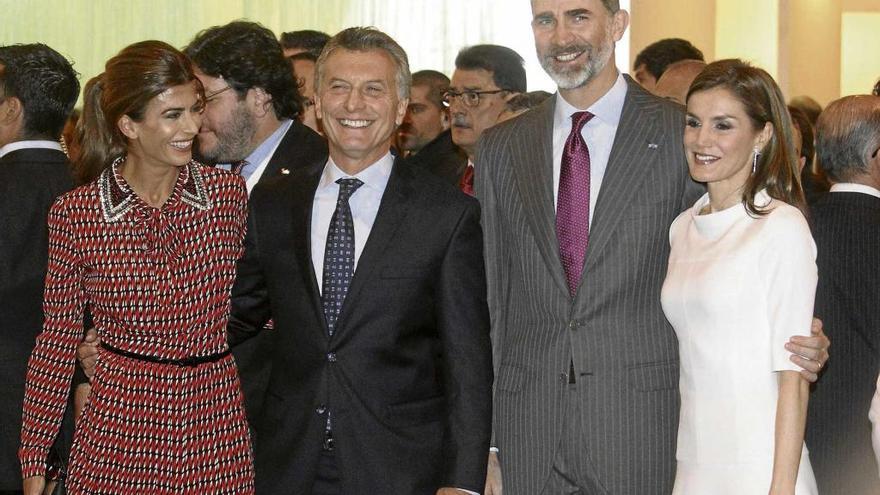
[442,89,509,108]
[204,85,233,104]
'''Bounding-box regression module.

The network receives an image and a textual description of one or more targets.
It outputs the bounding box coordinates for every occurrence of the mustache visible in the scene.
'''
[545,43,592,59]
[452,114,470,128]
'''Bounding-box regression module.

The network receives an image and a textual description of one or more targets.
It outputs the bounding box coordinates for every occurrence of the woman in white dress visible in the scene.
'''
[661,59,818,494]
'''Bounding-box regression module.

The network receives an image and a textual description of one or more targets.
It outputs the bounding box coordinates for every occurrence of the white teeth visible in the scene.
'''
[555,52,581,62]
[169,140,193,150]
[694,153,718,164]
[340,119,370,128]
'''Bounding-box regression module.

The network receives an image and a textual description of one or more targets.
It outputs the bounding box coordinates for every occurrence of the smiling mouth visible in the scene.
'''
[339,119,371,128]
[693,152,719,165]
[170,139,194,150]
[553,50,584,63]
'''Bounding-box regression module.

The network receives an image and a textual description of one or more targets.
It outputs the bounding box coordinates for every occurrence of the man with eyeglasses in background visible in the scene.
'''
[447,44,526,195]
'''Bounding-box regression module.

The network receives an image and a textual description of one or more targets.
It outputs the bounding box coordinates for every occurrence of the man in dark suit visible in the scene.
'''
[478,1,830,494]
[228,28,492,494]
[184,21,329,424]
[806,94,880,494]
[398,70,467,186]
[0,43,79,493]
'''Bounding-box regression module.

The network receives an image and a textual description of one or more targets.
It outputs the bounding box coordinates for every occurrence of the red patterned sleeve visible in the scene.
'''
[19,197,85,479]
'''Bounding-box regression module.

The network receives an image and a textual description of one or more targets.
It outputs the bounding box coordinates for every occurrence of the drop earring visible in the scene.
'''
[752,146,760,174]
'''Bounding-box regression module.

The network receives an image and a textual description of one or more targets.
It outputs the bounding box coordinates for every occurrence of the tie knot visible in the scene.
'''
[336,178,364,200]
[571,111,595,133]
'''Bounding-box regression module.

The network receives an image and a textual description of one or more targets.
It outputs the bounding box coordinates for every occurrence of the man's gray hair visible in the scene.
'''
[315,27,411,100]
[815,95,880,182]
[602,0,620,12]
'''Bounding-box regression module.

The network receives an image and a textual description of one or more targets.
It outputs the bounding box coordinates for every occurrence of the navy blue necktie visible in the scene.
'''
[321,178,363,336]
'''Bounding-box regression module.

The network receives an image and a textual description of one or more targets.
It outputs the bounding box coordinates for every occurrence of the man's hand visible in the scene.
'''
[22,475,45,495]
[436,489,472,495]
[786,317,830,383]
[76,328,100,380]
[485,451,502,495]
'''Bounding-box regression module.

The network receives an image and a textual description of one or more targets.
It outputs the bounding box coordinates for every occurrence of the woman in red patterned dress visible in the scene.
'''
[19,41,254,494]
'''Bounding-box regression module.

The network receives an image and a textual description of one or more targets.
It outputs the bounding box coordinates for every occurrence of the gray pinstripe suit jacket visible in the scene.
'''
[475,76,703,495]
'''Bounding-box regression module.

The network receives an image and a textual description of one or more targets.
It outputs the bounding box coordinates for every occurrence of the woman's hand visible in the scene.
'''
[22,475,46,495]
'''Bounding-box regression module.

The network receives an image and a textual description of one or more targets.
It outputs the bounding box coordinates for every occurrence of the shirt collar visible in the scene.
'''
[234,119,293,169]
[830,182,880,199]
[0,140,63,159]
[318,151,394,193]
[554,72,627,129]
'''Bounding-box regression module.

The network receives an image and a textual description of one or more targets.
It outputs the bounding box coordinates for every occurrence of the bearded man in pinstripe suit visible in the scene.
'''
[476,1,830,494]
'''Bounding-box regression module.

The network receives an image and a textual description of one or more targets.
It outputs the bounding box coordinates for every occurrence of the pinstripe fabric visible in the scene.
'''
[806,192,880,494]
[475,76,704,495]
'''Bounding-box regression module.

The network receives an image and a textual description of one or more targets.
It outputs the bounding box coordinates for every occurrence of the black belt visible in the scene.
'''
[101,342,231,367]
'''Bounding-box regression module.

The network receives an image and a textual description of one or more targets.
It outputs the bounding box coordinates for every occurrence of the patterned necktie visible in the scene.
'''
[459,162,475,196]
[557,111,594,297]
[321,178,364,336]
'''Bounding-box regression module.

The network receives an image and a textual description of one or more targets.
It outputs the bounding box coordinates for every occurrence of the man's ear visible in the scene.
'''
[503,91,520,103]
[249,87,273,118]
[117,114,138,140]
[0,96,23,125]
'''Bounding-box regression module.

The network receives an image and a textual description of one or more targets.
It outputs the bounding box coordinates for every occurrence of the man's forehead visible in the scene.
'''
[451,68,496,89]
[531,0,601,16]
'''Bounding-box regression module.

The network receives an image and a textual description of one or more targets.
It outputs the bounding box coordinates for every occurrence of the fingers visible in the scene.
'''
[84,327,99,342]
[790,354,820,383]
[485,451,502,495]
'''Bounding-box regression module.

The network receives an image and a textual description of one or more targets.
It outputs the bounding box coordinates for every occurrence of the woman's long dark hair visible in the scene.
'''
[75,40,202,184]
[687,59,806,215]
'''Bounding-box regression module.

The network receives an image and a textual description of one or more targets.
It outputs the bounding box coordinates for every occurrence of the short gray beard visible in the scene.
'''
[199,103,257,164]
[540,38,614,90]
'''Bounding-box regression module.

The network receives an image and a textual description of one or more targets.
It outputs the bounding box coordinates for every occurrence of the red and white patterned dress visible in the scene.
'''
[19,160,254,494]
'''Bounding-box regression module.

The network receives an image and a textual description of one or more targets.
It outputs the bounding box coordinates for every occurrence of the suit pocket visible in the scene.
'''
[385,395,446,427]
[495,364,526,393]
[627,361,679,391]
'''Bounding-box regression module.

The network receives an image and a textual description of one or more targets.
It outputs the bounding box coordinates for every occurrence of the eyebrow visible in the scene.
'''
[161,107,185,114]
[565,8,592,17]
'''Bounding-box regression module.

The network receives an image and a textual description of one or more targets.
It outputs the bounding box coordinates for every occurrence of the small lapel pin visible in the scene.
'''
[648,143,659,150]
[280,168,290,175]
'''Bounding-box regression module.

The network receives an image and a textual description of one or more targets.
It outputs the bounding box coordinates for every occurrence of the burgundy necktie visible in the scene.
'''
[459,163,475,196]
[557,111,594,297]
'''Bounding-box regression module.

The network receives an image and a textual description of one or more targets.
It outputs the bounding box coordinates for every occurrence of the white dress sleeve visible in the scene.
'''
[758,206,818,372]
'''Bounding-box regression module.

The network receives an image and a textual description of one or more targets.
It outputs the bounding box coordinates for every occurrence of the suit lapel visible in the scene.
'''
[512,98,570,296]
[584,78,664,273]
[334,157,412,338]
[287,167,327,332]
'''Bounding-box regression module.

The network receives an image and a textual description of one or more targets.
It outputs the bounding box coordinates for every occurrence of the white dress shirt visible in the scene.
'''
[830,182,880,199]
[310,152,393,293]
[552,72,628,222]
[0,140,63,159]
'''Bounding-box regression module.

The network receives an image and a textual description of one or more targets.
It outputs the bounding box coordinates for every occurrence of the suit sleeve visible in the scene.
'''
[474,130,512,449]
[227,198,272,347]
[19,198,85,478]
[436,198,493,491]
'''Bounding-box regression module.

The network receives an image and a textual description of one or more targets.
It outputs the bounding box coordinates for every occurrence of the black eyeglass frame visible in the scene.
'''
[442,88,510,108]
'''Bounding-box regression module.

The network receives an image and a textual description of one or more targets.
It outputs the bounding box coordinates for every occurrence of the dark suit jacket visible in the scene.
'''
[231,121,328,426]
[0,147,74,489]
[404,130,468,186]
[476,76,703,495]
[228,157,493,494]
[806,191,880,494]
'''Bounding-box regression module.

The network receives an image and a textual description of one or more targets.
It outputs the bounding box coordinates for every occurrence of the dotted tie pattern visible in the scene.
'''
[556,111,594,297]
[321,177,364,336]
[459,163,475,196]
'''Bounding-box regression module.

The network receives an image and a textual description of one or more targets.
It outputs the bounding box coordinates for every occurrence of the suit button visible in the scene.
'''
[568,321,577,329]
[559,372,568,382]
[316,405,327,415]
[327,352,337,362]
